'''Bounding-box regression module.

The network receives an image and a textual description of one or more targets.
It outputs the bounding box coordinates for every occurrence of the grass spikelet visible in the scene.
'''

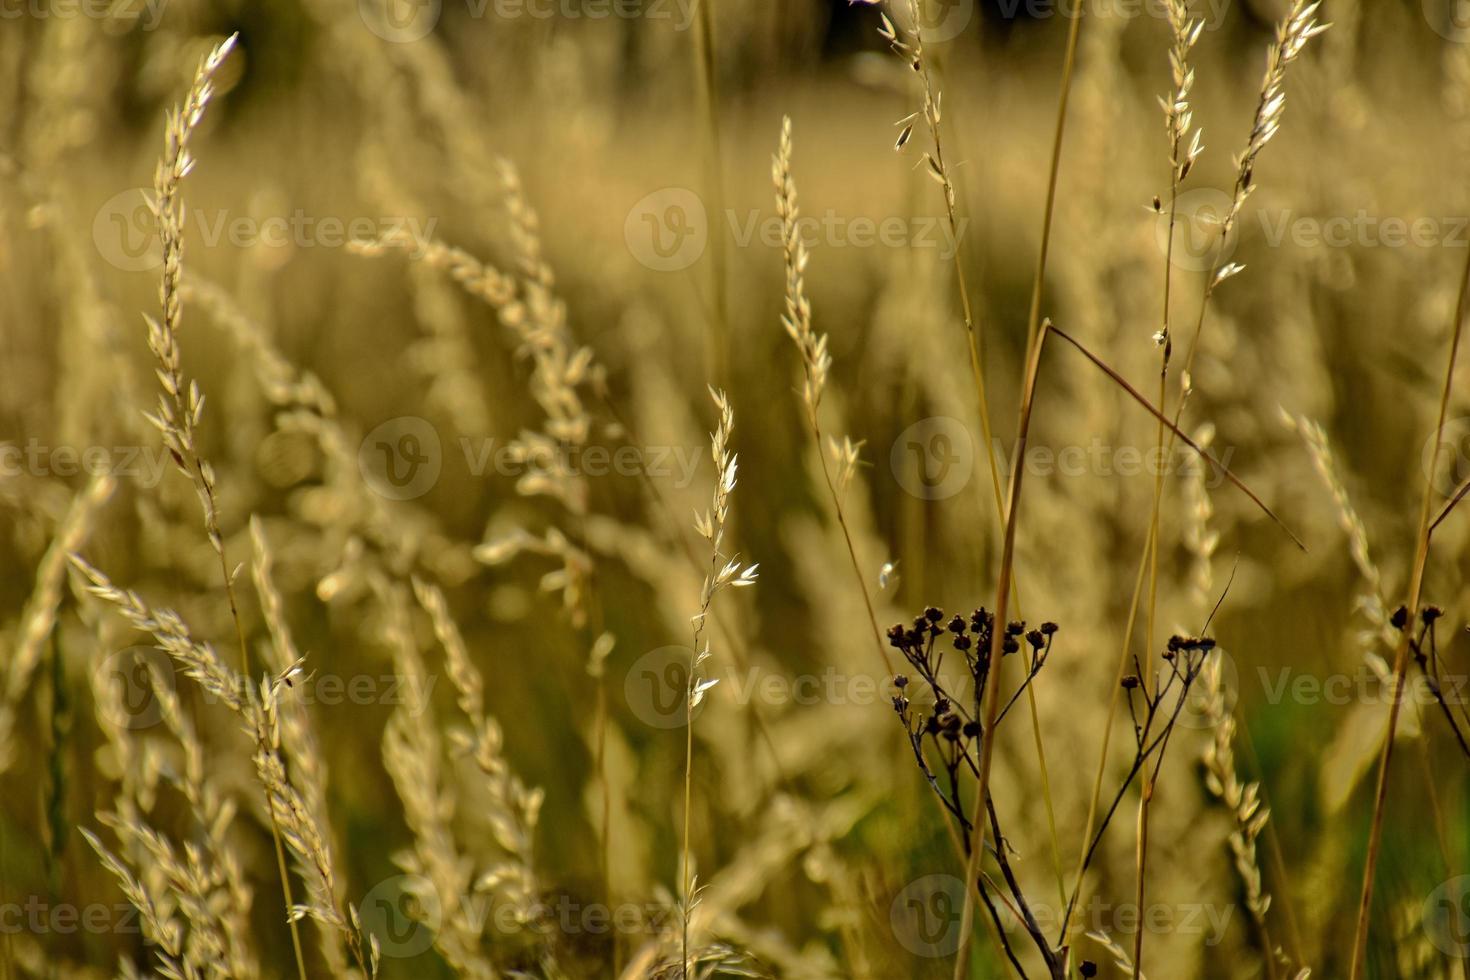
[1200,656,1296,978]
[142,34,241,585]
[772,116,891,677]
[71,555,374,976]
[412,577,544,925]
[677,387,758,978]
[378,577,499,979]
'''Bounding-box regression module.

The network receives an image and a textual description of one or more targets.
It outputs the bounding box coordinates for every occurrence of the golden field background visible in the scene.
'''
[1,0,1469,977]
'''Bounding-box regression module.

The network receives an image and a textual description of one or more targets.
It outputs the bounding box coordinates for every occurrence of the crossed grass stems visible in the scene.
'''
[856,2,1306,976]
[889,611,1219,978]
[844,0,1470,977]
[57,3,1470,978]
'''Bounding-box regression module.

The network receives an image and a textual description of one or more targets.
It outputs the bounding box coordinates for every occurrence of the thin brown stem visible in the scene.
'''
[692,0,727,387]
[954,320,1051,980]
[1349,243,1469,978]
[950,10,1083,974]
[1430,474,1470,534]
[809,407,894,677]
[1050,326,1305,550]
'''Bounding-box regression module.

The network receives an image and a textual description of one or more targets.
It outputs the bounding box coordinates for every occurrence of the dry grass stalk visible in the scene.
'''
[411,577,544,926]
[350,199,605,619]
[141,36,247,640]
[81,649,258,980]
[1087,929,1149,980]
[183,276,426,576]
[81,826,194,976]
[690,0,728,385]
[8,5,1469,976]
[1350,188,1470,980]
[772,116,891,678]
[677,388,758,977]
[122,38,329,975]
[1181,1,1328,358]
[378,576,502,980]
[1277,416,1468,976]
[860,2,1079,952]
[251,518,356,978]
[1073,10,1325,967]
[864,0,1013,541]
[1135,5,1205,972]
[145,655,260,979]
[1183,423,1219,610]
[1200,656,1288,978]
[946,313,1301,977]
[71,556,377,977]
[1281,412,1393,650]
[361,165,622,950]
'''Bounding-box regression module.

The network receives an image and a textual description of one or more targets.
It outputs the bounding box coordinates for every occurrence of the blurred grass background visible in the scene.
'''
[2,0,1470,976]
